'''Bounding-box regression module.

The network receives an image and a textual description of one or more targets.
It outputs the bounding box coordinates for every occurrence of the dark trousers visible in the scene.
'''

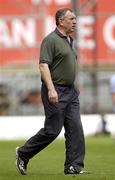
[19,83,85,171]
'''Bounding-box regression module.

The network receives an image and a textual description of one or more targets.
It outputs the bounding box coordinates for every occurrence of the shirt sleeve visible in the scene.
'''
[39,37,54,65]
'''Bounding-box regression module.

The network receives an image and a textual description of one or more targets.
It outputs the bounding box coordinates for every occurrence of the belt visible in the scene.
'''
[54,84,74,87]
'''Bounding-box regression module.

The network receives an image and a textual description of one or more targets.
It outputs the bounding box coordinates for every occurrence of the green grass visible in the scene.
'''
[0,136,115,180]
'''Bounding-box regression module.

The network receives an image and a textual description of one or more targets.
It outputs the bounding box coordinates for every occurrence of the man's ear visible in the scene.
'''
[59,18,63,26]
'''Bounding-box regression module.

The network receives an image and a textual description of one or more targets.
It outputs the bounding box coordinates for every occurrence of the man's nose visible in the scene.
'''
[73,19,76,24]
[73,21,76,25]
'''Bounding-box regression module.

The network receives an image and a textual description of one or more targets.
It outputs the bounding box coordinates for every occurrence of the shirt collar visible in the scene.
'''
[55,28,73,41]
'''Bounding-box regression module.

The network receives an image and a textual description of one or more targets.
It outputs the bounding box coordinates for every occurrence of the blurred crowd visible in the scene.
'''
[0,72,115,116]
[0,73,44,116]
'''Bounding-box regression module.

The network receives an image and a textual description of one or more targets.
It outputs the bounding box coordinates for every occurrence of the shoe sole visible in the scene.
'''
[64,170,91,175]
[79,170,91,174]
[16,147,27,175]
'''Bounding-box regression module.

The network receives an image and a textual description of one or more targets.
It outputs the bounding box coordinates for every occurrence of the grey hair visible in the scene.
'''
[55,8,74,26]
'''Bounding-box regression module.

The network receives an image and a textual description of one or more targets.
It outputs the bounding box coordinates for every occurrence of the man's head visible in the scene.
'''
[55,8,76,35]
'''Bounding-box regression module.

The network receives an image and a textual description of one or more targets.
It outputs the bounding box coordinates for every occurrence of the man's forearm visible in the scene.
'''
[39,63,55,90]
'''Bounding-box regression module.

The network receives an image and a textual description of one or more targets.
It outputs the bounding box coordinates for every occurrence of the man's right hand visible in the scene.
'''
[48,88,58,105]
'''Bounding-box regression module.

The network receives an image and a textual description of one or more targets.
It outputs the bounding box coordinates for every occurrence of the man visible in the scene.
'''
[110,74,115,113]
[16,8,87,175]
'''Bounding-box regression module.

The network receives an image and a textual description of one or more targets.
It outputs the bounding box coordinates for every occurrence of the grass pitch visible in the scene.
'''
[0,136,115,180]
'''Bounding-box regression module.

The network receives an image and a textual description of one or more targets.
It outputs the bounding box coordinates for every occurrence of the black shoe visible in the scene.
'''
[16,147,27,175]
[64,166,90,175]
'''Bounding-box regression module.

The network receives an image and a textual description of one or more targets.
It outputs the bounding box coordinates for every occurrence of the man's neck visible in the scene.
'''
[56,27,69,37]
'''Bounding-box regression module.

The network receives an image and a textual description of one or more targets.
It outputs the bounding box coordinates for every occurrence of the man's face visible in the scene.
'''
[60,11,76,34]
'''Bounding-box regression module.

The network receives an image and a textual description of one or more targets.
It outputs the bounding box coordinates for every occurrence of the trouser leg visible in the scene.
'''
[64,88,85,172]
[18,84,63,161]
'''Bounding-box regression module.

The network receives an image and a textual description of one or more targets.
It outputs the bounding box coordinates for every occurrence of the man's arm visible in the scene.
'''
[39,63,58,104]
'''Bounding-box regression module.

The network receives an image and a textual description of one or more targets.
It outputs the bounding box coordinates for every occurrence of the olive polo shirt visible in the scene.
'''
[39,28,77,85]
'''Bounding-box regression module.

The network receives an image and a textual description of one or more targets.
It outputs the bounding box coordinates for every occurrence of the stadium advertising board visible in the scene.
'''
[0,0,115,66]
